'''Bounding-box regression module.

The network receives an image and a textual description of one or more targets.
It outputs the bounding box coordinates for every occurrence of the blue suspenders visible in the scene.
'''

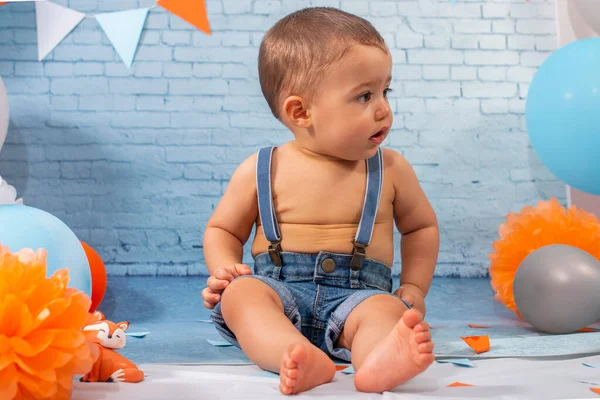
[256,146,384,270]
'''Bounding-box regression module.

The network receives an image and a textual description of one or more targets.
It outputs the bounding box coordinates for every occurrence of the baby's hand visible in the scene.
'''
[202,263,252,309]
[394,284,426,317]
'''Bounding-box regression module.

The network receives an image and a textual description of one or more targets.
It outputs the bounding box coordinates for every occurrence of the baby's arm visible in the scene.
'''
[204,153,258,273]
[202,154,258,309]
[386,149,439,314]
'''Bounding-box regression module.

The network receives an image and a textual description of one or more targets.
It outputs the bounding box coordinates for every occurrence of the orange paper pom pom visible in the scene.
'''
[489,198,600,316]
[0,245,99,400]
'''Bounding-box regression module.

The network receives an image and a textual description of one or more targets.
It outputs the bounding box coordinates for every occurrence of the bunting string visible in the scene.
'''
[0,0,211,68]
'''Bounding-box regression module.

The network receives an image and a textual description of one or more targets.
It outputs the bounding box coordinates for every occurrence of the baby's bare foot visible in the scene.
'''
[279,343,336,395]
[354,309,434,393]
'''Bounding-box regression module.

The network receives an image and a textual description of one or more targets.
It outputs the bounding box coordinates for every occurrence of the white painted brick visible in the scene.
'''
[393,65,422,80]
[145,13,169,29]
[464,51,519,66]
[521,52,550,67]
[14,61,43,76]
[508,99,526,114]
[192,64,222,78]
[535,36,556,51]
[175,47,232,63]
[481,99,508,114]
[479,35,506,50]
[170,79,228,95]
[162,31,191,46]
[452,35,478,49]
[395,98,426,113]
[341,1,369,15]
[396,2,420,17]
[136,96,165,111]
[478,67,506,81]
[462,82,517,98]
[105,63,131,77]
[454,20,491,33]
[396,34,423,49]
[74,62,104,76]
[507,66,536,83]
[252,33,265,47]
[451,66,476,81]
[481,4,509,18]
[404,82,461,98]
[424,36,450,49]
[516,19,555,35]
[382,32,395,48]
[510,3,553,19]
[408,18,453,35]
[423,66,449,80]
[0,62,13,75]
[407,49,463,65]
[370,1,398,16]
[141,31,161,45]
[419,3,480,18]
[221,32,250,47]
[508,35,536,50]
[222,64,251,79]
[51,96,78,111]
[134,62,163,78]
[44,63,73,77]
[221,0,252,14]
[254,0,281,14]
[192,32,221,47]
[389,49,407,63]
[163,63,193,78]
[492,21,515,34]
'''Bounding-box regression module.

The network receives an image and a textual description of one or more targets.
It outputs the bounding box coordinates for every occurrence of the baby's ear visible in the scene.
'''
[118,322,130,332]
[282,95,311,128]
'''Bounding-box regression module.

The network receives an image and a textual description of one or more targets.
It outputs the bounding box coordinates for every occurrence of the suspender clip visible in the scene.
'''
[268,240,283,266]
[350,240,367,271]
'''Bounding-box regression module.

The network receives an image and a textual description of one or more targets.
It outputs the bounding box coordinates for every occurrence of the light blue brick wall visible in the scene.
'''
[0,0,563,277]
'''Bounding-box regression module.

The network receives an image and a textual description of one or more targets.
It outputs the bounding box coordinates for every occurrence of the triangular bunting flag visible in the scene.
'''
[95,8,148,68]
[157,0,211,34]
[35,1,85,61]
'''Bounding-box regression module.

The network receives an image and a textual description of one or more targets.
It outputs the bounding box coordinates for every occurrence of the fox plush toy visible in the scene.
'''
[80,311,144,383]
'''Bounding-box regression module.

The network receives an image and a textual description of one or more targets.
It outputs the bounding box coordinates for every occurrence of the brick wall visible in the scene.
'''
[0,0,563,277]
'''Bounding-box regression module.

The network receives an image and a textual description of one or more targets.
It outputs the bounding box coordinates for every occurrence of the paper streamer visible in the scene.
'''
[96,8,149,68]
[157,0,211,34]
[35,1,85,61]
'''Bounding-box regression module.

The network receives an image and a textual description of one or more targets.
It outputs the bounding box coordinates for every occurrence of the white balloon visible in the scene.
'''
[572,0,600,36]
[0,76,8,154]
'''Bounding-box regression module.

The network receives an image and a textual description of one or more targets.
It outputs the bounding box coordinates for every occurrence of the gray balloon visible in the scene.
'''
[513,244,600,334]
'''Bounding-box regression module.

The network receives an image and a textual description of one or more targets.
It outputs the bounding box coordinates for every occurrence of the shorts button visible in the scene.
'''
[321,258,336,273]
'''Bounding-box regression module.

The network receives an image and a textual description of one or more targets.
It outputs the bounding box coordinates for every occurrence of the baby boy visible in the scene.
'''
[202,7,439,395]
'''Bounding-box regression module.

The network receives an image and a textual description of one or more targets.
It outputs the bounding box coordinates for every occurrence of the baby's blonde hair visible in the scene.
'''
[258,7,388,119]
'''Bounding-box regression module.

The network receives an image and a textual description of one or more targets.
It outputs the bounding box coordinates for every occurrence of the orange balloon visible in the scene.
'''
[81,241,107,312]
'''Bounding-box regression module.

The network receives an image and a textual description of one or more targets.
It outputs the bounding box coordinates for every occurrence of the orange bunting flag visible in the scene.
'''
[461,335,490,354]
[157,0,211,34]
[0,3,5,6]
[468,324,491,328]
[447,381,474,387]
[591,388,600,395]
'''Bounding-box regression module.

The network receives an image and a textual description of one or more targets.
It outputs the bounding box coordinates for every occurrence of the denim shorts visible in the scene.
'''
[211,251,409,362]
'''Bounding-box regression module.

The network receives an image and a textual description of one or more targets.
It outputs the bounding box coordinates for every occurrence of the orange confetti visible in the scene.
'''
[591,387,600,395]
[461,335,490,354]
[468,324,491,328]
[579,327,600,333]
[157,0,211,34]
[447,381,474,387]
[335,365,349,371]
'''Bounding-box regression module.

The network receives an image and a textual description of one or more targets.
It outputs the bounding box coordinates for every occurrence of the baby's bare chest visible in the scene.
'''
[269,165,393,225]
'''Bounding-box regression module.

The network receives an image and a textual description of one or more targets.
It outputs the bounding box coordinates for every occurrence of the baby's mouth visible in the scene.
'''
[371,130,384,139]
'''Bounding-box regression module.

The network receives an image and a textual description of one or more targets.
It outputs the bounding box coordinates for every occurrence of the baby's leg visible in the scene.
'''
[337,295,434,393]
[219,278,336,395]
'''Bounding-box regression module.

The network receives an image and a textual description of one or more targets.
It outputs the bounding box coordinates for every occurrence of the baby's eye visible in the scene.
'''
[116,335,121,338]
[358,92,372,103]
[384,88,393,97]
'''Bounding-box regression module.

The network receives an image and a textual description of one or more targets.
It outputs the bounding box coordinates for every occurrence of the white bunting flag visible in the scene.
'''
[35,1,85,61]
[95,8,149,68]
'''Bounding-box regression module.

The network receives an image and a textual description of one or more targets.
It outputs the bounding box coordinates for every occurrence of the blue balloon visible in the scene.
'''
[0,204,91,297]
[525,38,600,196]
